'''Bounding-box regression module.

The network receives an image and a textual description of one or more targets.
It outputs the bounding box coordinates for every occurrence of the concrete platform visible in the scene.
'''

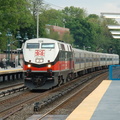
[26,115,68,120]
[91,81,120,120]
[66,80,120,120]
[26,80,120,120]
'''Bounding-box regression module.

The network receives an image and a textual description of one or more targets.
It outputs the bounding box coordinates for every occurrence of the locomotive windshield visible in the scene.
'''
[41,43,55,49]
[27,43,39,49]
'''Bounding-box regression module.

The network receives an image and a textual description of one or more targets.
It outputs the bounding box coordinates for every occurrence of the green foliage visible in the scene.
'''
[0,2,120,56]
[65,18,94,49]
[46,30,59,40]
[62,6,87,21]
[62,33,74,44]
[39,9,64,27]
[0,0,34,51]
[0,0,33,31]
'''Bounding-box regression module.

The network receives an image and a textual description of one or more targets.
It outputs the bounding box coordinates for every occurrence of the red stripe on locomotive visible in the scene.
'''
[23,61,74,71]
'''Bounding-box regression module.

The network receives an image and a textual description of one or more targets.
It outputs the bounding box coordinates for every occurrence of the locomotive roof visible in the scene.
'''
[26,38,71,45]
[73,47,119,57]
[24,38,119,57]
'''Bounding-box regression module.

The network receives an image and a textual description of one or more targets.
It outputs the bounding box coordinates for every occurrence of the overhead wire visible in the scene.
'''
[43,0,64,9]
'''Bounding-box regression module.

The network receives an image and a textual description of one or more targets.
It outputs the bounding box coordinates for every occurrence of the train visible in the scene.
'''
[22,38,119,90]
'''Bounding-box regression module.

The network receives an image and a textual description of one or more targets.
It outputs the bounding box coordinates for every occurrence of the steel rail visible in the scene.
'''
[36,72,108,120]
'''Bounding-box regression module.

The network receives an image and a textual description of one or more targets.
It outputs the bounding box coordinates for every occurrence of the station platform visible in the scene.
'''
[0,66,23,74]
[0,66,23,83]
[66,80,120,120]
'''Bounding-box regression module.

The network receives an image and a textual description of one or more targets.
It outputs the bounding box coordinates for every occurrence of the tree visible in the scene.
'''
[46,29,59,40]
[0,2,120,55]
[62,6,87,24]
[0,0,33,31]
[39,8,64,26]
[62,33,74,44]
[0,0,34,51]
[65,18,95,49]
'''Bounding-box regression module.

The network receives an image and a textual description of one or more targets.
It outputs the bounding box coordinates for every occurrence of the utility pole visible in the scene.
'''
[36,0,43,38]
[16,31,21,65]
[6,29,12,65]
[37,10,39,38]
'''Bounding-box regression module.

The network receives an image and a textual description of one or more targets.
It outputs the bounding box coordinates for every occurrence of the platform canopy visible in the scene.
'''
[101,13,120,39]
[108,25,120,29]
[101,13,120,19]
[110,31,120,35]
[112,36,120,39]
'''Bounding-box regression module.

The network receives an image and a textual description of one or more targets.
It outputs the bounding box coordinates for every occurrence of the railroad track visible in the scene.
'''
[0,91,50,119]
[0,70,107,120]
[0,84,66,119]
[0,83,27,98]
[0,82,24,91]
[35,72,108,120]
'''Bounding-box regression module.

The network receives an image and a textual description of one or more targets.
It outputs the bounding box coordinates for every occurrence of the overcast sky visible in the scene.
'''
[44,0,120,16]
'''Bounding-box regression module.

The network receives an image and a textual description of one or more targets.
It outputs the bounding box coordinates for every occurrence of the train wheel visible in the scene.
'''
[69,73,74,80]
[58,76,64,86]
[66,74,71,82]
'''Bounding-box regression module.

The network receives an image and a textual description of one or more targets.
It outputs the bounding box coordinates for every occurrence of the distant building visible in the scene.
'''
[46,25,70,40]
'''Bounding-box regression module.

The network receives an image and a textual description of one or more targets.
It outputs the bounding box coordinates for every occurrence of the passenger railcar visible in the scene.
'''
[22,38,119,90]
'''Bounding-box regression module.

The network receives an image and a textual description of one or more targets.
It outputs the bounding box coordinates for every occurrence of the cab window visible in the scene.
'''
[41,43,55,49]
[27,43,39,49]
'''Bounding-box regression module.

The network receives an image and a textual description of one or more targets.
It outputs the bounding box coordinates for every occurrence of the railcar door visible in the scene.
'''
[65,52,68,70]
[79,53,81,69]
[69,46,73,70]
[69,53,73,69]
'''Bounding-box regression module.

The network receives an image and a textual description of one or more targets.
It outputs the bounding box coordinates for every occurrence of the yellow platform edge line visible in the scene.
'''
[0,69,23,73]
[66,80,112,120]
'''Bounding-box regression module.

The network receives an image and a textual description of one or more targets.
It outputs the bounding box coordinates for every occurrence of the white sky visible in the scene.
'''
[44,0,120,16]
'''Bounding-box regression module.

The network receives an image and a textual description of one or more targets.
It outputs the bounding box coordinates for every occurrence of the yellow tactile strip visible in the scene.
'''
[0,69,23,73]
[66,80,112,120]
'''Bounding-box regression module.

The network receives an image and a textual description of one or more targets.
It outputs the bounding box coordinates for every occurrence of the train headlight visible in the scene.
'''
[48,64,51,68]
[27,64,31,68]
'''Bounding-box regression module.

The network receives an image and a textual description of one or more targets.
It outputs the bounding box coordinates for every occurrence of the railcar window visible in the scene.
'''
[27,43,39,49]
[58,43,62,50]
[41,43,55,49]
[61,44,65,50]
[67,45,69,51]
[70,46,72,51]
